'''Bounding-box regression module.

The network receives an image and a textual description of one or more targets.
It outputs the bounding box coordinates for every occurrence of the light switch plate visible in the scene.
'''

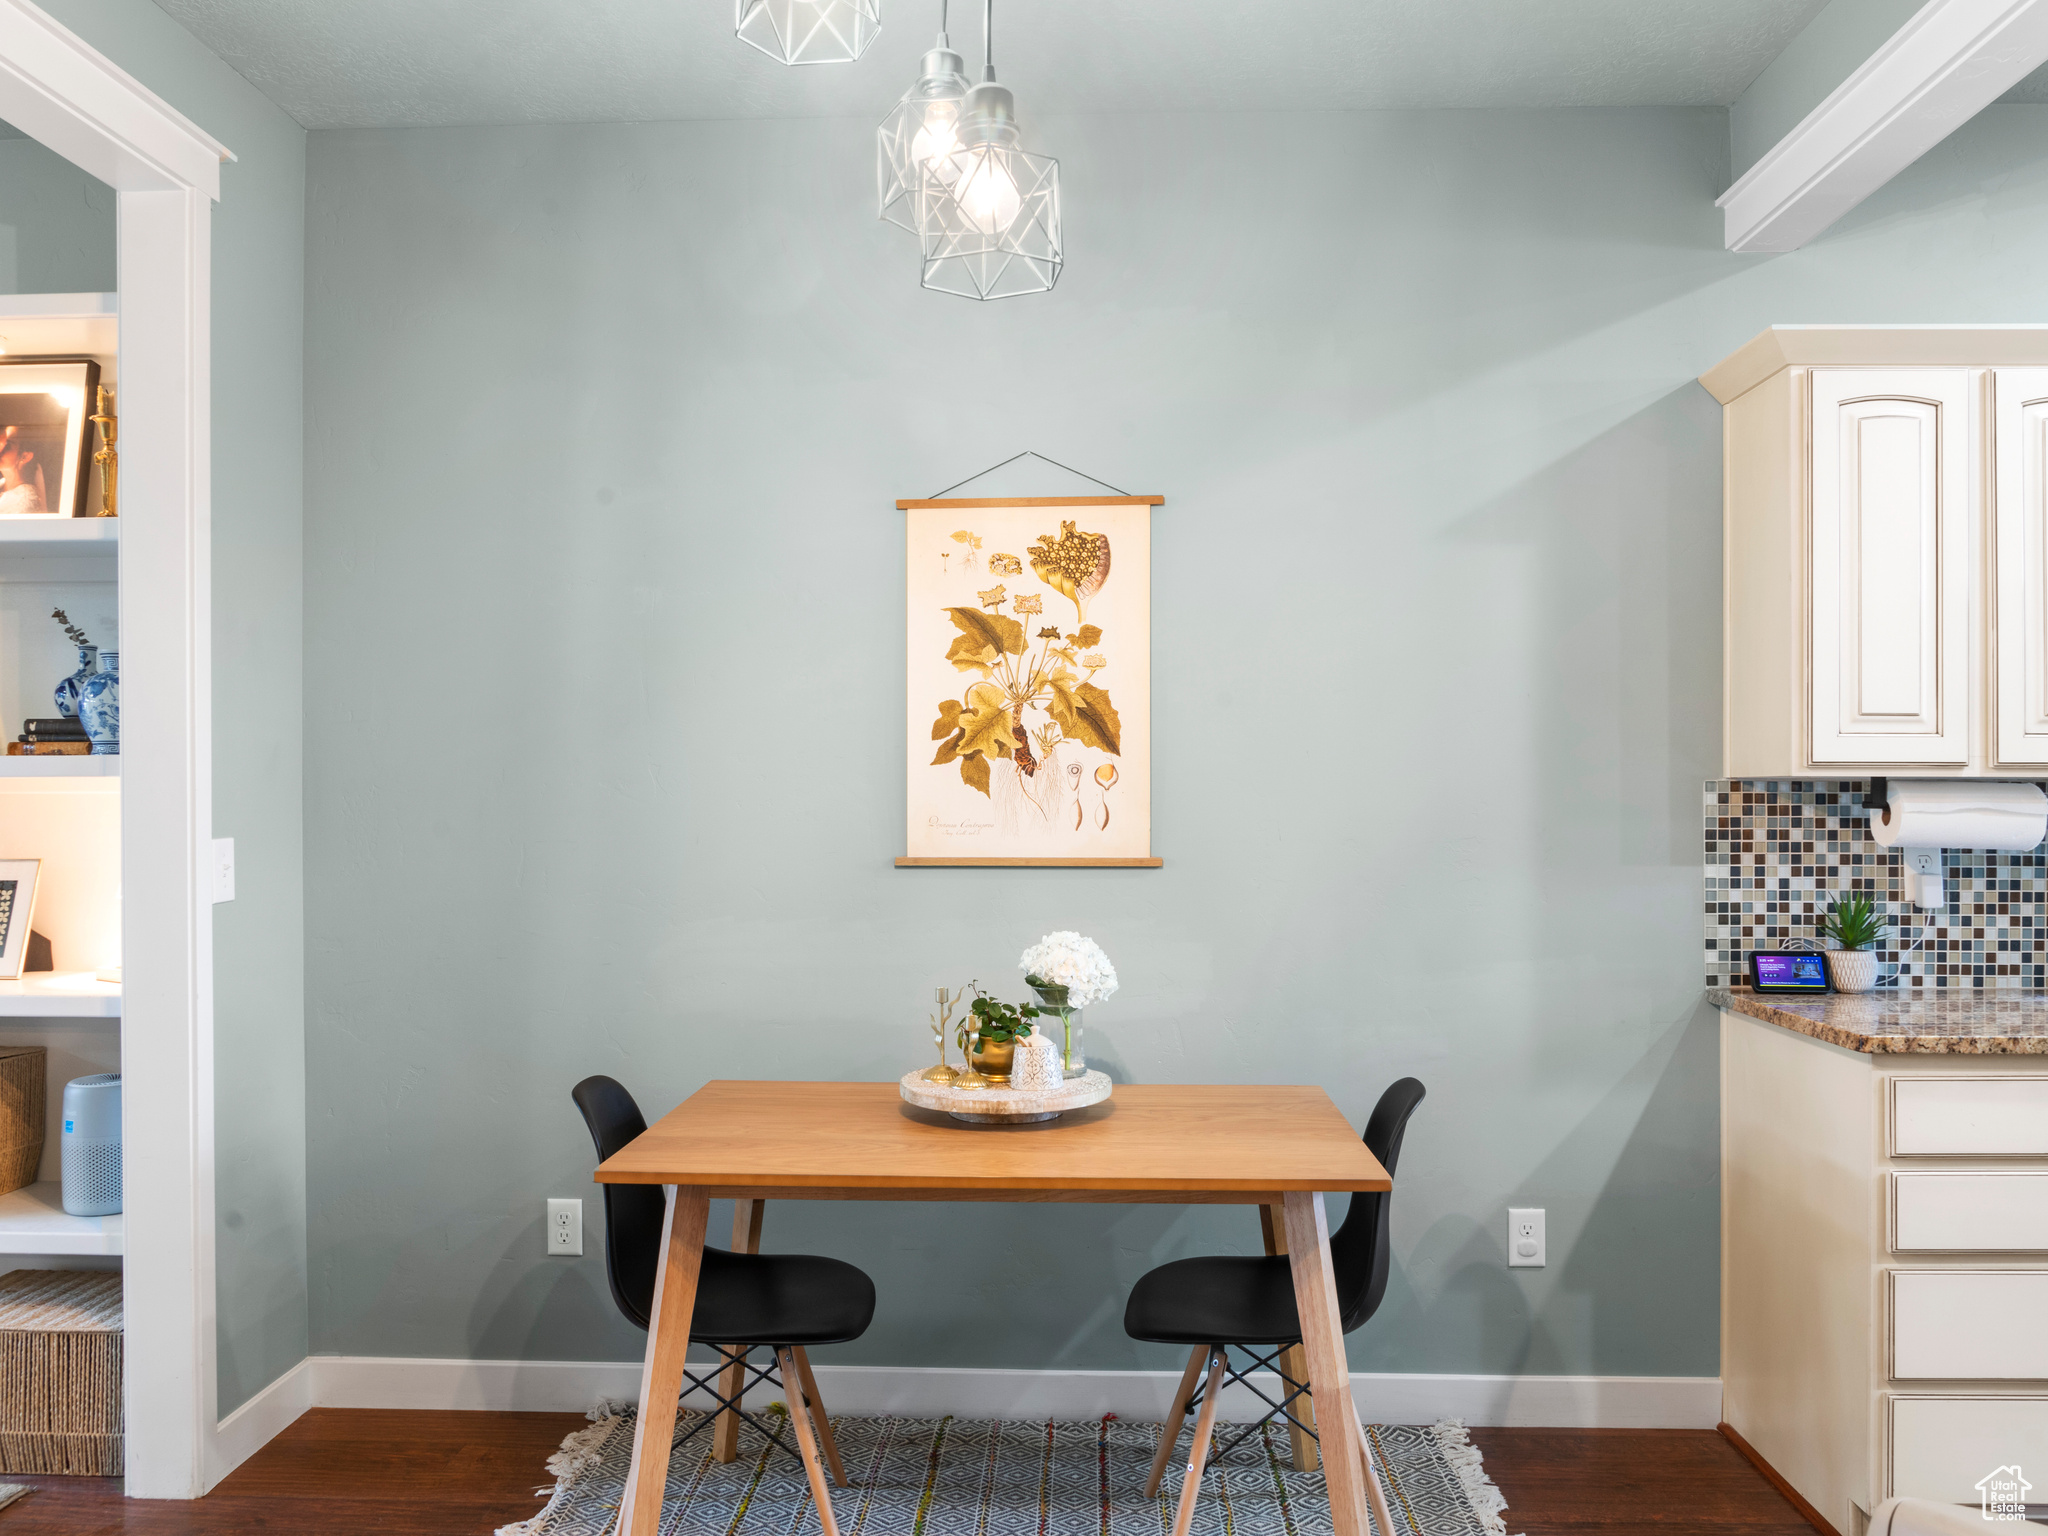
[547,1198,582,1256]
[210,838,235,903]
[1508,1207,1545,1267]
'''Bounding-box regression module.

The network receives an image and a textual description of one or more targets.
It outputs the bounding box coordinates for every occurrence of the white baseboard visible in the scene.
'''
[209,1357,312,1485]
[287,1357,1722,1430]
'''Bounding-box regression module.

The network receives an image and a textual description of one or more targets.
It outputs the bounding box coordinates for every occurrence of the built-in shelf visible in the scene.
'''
[0,518,116,558]
[0,757,118,786]
[0,1182,120,1256]
[0,292,116,359]
[0,973,119,1018]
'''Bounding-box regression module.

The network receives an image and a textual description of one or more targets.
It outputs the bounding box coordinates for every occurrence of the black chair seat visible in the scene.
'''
[692,1248,876,1345]
[1124,1254,1302,1345]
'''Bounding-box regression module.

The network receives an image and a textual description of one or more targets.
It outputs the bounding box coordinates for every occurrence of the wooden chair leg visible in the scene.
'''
[1353,1404,1398,1536]
[1144,1345,1209,1499]
[791,1345,849,1488]
[1261,1202,1320,1473]
[1169,1350,1227,1536]
[712,1200,765,1463]
[777,1346,842,1536]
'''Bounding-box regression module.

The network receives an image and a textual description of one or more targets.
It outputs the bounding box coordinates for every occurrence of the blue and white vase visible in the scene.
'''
[78,650,118,754]
[54,645,96,718]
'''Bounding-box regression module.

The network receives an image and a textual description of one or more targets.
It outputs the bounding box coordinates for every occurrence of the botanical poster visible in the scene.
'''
[905,501,1150,860]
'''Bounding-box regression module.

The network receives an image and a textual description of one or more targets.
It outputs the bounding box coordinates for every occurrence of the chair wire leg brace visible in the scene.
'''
[669,1345,805,1463]
[1177,1345,1399,1535]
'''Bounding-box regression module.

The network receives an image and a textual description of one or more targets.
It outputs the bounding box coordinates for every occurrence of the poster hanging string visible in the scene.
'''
[929,450,1131,500]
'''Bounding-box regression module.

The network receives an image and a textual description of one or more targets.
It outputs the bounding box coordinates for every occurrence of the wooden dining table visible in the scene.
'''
[594,1080,1394,1536]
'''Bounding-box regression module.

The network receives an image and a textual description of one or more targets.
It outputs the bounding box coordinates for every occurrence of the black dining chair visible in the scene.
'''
[1123,1077,1426,1536]
[571,1074,877,1507]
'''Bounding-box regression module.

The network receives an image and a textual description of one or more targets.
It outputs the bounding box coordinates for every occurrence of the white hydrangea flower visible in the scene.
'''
[1017,931,1119,1009]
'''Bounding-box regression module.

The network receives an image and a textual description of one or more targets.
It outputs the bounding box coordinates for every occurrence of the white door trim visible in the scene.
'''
[0,0,229,1502]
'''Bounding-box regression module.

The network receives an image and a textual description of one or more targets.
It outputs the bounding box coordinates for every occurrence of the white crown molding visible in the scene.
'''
[221,1356,1721,1434]
[1717,0,2048,253]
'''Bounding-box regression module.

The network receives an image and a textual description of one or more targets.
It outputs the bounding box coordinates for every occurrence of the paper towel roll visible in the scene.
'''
[1870,779,2048,851]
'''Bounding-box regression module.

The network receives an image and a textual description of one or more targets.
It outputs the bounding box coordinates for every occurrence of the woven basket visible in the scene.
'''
[0,1269,121,1475]
[0,1049,45,1196]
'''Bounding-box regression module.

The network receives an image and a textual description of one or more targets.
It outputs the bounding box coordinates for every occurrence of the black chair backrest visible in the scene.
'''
[1329,1077,1426,1334]
[571,1075,670,1331]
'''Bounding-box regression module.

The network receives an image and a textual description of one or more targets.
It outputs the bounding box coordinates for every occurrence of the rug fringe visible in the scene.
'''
[1427,1419,1521,1536]
[493,1407,625,1536]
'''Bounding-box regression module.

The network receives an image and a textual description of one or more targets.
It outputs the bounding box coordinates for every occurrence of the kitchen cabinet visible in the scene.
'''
[1716,996,2048,1535]
[1703,328,2048,776]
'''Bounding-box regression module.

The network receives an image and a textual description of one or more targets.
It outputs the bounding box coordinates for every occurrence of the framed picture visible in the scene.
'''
[0,860,41,981]
[0,359,100,518]
[898,495,1160,867]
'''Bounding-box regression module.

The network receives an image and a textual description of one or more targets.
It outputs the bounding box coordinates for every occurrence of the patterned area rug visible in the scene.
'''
[498,1407,1518,1536]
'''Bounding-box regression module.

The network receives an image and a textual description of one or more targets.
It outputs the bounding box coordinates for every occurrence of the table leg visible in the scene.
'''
[712,1199,765,1463]
[1260,1203,1320,1473]
[1283,1190,1373,1536]
[615,1185,709,1536]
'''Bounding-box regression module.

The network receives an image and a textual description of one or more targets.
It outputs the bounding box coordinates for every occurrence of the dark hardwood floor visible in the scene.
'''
[0,1412,1817,1534]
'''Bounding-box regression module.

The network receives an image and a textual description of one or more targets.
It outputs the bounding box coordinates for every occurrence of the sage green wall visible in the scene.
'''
[301,104,2048,1381]
[0,131,113,292]
[35,0,309,1417]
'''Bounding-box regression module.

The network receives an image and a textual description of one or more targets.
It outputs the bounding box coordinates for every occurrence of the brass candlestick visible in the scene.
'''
[921,985,965,1084]
[89,385,116,517]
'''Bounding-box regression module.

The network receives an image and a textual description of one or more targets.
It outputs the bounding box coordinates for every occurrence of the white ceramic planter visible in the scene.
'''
[1826,948,1879,993]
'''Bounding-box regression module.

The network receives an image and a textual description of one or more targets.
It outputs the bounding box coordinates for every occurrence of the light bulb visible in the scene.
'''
[910,102,960,166]
[958,151,1021,233]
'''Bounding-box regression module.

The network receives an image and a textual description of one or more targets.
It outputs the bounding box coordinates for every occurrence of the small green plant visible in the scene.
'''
[1820,893,1887,951]
[965,987,1040,1045]
[50,608,91,648]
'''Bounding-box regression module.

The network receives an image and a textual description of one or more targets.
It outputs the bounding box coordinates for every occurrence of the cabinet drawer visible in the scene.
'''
[1891,1271,2048,1378]
[1889,1394,2048,1501]
[1890,1077,2048,1156]
[1893,1172,2048,1251]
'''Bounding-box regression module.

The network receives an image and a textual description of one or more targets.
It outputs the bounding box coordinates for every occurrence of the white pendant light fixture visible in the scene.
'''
[876,2,970,234]
[917,0,1061,300]
[736,0,879,66]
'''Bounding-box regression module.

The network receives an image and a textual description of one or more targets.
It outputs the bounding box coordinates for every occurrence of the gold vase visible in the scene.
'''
[966,1034,1014,1082]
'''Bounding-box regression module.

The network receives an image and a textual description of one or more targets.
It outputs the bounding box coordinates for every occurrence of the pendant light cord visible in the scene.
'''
[937,0,947,46]
[928,451,1132,499]
[982,0,995,80]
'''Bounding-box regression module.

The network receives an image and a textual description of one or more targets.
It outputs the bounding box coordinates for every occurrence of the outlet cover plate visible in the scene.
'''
[547,1197,582,1256]
[1508,1206,1545,1267]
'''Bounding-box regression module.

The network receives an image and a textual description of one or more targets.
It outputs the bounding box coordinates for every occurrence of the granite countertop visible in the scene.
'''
[1708,987,2048,1055]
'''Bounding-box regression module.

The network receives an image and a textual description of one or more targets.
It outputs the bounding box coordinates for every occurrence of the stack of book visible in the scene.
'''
[7,718,89,756]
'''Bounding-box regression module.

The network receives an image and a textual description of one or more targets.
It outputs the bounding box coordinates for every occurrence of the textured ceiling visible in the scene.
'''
[151,0,1831,129]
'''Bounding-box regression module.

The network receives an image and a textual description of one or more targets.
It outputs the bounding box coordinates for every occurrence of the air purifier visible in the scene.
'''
[60,1073,120,1217]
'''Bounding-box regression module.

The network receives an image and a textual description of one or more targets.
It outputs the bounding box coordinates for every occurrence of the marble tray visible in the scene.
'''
[898,1068,1112,1124]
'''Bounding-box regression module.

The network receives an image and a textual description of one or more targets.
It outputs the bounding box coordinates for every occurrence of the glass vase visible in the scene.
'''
[1029,983,1086,1079]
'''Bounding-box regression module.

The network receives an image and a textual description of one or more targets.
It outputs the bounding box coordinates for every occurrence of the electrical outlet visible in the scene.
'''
[547,1198,582,1256]
[210,838,235,903]
[1508,1207,1545,1268]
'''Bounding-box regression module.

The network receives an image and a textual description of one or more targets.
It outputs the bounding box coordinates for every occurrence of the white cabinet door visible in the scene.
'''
[1809,369,1972,765]
[1994,368,2048,765]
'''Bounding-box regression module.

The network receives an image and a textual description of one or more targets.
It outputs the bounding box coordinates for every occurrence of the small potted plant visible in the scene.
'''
[1819,894,1887,993]
[962,990,1041,1084]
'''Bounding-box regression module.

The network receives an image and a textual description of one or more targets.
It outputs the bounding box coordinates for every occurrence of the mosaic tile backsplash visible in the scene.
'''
[1704,779,2048,991]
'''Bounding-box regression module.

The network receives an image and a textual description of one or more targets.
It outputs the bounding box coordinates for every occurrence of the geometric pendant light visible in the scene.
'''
[877,3,971,233]
[917,0,1061,300]
[736,0,880,66]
